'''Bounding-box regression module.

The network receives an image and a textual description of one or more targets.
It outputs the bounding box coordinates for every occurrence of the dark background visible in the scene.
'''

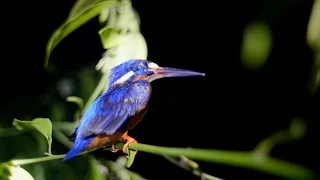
[0,0,319,179]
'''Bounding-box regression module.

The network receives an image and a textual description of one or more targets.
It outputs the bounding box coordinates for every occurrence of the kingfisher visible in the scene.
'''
[63,59,205,161]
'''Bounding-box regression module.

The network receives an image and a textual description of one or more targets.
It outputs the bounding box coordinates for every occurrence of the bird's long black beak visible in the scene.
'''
[149,67,205,81]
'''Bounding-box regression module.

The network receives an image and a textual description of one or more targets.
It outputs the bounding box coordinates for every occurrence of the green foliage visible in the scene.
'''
[241,20,272,70]
[95,0,147,91]
[45,0,119,67]
[307,0,320,52]
[68,0,102,20]
[12,118,53,154]
[98,27,122,48]
[306,0,320,93]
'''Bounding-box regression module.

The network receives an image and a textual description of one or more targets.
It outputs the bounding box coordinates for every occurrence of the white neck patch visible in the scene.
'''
[114,70,134,85]
[148,62,159,68]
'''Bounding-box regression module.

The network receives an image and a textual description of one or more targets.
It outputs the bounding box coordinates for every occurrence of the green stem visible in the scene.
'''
[7,142,318,180]
[253,130,290,157]
[11,154,65,166]
[81,73,108,115]
[48,140,52,154]
[120,143,317,180]
[52,129,73,148]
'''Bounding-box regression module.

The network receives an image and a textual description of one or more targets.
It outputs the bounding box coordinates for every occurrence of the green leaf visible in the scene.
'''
[96,32,148,74]
[44,0,119,67]
[307,0,320,52]
[126,148,136,168]
[96,32,148,92]
[114,2,140,32]
[98,27,122,49]
[86,156,105,180]
[12,118,53,154]
[241,20,272,71]
[68,0,101,20]
[66,96,84,109]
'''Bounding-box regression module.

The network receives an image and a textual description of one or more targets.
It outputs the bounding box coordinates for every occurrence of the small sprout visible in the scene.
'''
[66,96,84,110]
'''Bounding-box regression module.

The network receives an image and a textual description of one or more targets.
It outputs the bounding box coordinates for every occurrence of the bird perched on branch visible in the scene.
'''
[63,59,205,161]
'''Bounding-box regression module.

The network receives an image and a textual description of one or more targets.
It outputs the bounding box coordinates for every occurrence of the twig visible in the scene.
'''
[10,154,65,166]
[163,155,223,180]
[118,143,317,180]
[5,142,317,180]
[52,129,73,148]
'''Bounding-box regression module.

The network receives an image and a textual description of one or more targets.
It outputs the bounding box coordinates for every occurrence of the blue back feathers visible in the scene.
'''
[63,136,94,161]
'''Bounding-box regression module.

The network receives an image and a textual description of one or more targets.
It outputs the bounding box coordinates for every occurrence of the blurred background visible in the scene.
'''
[0,0,319,179]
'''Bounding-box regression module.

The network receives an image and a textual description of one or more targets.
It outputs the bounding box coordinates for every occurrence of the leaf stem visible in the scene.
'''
[11,154,65,166]
[52,129,73,148]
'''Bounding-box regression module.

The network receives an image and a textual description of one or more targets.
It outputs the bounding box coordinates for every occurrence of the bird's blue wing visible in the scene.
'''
[77,85,140,138]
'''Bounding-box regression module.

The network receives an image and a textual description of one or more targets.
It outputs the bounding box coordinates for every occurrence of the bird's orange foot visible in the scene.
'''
[111,141,118,153]
[121,132,138,157]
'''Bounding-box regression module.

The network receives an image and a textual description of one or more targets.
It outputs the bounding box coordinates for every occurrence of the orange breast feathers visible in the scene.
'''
[85,130,126,150]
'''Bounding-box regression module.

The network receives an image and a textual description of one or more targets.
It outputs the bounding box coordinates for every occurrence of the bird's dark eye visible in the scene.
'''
[140,61,148,68]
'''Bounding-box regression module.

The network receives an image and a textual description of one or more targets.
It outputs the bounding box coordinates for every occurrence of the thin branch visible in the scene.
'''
[52,129,73,148]
[163,155,223,180]
[10,154,65,166]
[6,142,317,180]
[119,143,317,180]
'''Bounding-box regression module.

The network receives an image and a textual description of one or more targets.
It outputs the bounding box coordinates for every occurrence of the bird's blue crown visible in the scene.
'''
[108,59,153,87]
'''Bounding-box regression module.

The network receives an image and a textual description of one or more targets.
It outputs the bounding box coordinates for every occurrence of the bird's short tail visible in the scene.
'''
[63,137,94,161]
